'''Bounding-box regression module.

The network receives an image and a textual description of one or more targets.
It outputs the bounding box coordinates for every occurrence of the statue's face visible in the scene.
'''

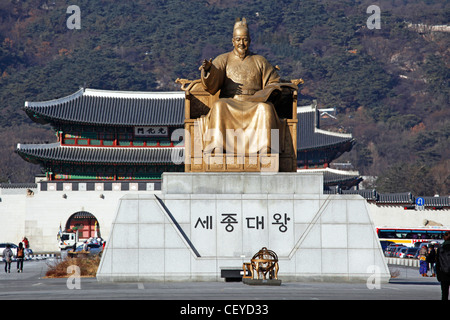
[232,27,250,57]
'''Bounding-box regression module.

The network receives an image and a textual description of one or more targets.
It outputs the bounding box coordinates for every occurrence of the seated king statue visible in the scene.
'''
[198,18,297,157]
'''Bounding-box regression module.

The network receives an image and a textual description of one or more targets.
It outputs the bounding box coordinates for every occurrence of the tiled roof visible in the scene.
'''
[297,102,355,151]
[16,143,184,165]
[24,89,354,153]
[71,211,96,219]
[333,190,415,203]
[422,196,450,207]
[0,183,38,189]
[338,189,450,207]
[340,189,378,200]
[300,168,362,187]
[24,88,185,126]
[376,192,414,204]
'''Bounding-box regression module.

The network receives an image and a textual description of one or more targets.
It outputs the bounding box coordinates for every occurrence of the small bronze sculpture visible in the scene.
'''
[243,247,279,280]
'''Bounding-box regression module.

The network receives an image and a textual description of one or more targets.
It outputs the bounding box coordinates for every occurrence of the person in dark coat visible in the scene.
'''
[16,242,25,273]
[436,232,450,300]
[2,244,13,273]
[427,244,437,277]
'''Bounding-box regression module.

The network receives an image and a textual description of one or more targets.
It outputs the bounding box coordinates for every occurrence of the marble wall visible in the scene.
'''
[97,173,390,283]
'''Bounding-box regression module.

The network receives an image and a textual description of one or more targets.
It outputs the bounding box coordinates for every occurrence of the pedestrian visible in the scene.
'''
[427,244,437,277]
[2,244,13,273]
[16,242,25,273]
[419,244,428,277]
[83,241,88,252]
[22,237,29,249]
[436,231,450,300]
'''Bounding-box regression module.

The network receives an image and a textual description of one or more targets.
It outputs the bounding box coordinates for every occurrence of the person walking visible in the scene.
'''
[2,244,13,273]
[427,244,437,277]
[436,232,450,300]
[16,242,25,273]
[419,244,428,277]
[22,237,29,249]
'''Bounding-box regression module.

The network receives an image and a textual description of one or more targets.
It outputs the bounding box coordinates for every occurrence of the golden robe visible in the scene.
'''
[199,51,292,155]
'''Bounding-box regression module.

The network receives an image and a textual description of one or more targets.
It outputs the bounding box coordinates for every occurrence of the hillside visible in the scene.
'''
[0,0,448,195]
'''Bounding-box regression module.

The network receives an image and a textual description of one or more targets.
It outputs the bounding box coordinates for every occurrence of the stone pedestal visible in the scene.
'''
[96,172,390,283]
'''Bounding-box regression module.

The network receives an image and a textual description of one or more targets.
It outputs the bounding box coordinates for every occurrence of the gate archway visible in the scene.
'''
[65,211,100,239]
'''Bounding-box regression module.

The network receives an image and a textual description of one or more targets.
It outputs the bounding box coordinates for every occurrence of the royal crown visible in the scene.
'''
[234,17,248,32]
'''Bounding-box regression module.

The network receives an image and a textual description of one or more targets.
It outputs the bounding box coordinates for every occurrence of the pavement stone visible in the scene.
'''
[0,259,444,309]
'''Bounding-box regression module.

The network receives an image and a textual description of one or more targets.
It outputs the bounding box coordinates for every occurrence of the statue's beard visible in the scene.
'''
[234,47,247,60]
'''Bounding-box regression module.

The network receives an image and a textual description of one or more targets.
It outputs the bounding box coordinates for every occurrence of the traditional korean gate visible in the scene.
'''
[65,211,100,239]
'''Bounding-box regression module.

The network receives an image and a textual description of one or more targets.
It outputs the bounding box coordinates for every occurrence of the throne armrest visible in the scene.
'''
[176,78,219,120]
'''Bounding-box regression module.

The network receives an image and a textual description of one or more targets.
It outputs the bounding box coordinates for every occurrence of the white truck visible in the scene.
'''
[59,232,84,250]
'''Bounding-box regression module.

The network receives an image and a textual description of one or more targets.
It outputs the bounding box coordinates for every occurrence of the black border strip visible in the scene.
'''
[154,195,201,257]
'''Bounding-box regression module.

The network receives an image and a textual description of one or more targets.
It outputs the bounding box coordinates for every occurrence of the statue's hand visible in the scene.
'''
[200,58,212,72]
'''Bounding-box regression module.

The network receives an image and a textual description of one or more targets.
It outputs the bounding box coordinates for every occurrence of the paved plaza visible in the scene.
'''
[0,259,443,302]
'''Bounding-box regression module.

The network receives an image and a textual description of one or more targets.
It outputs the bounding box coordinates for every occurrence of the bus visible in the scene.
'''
[376,227,450,247]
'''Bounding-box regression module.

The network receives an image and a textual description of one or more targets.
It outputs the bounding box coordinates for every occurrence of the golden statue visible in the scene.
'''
[177,18,302,172]
[198,18,297,156]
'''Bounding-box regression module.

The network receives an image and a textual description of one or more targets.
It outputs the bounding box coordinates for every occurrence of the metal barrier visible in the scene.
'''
[385,257,420,268]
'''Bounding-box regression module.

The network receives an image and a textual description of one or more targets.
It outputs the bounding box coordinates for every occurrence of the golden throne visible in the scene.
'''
[176,78,302,172]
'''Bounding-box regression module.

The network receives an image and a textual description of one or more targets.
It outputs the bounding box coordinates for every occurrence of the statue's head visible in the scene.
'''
[232,18,250,59]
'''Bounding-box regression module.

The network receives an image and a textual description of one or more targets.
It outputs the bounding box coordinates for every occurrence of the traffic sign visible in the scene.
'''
[415,197,425,211]
[415,197,424,206]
